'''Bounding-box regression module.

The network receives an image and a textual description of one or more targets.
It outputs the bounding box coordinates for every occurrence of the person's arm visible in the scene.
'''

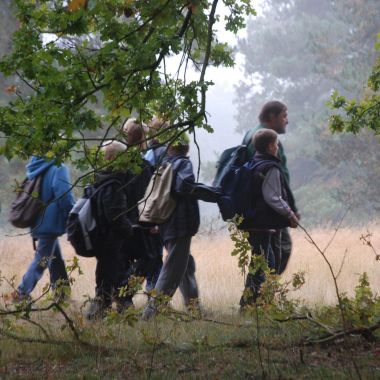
[173,159,196,196]
[52,165,75,215]
[262,167,298,226]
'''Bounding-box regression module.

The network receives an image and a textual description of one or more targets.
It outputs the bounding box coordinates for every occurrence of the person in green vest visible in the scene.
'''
[242,100,299,274]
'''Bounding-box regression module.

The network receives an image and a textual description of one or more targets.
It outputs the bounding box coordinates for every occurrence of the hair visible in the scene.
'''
[148,116,169,132]
[122,118,148,146]
[252,129,278,154]
[259,101,287,123]
[167,144,189,156]
[101,140,127,161]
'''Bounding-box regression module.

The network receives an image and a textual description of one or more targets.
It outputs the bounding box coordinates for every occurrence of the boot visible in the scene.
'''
[84,297,111,320]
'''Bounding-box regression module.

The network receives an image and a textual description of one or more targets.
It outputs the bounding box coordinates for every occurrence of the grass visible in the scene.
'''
[0,224,380,378]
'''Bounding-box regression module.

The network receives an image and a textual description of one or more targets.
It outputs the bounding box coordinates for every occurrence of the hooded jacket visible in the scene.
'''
[93,170,133,238]
[27,157,75,238]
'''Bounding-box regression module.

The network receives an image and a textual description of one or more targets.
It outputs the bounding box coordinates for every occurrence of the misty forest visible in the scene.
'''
[0,0,380,379]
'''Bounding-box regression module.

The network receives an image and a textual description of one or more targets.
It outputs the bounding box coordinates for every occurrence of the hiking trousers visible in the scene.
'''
[18,237,68,296]
[272,228,292,274]
[240,231,275,307]
[142,236,199,319]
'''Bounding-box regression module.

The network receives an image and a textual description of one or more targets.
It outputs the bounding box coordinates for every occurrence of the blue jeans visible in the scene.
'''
[240,231,275,306]
[18,237,68,296]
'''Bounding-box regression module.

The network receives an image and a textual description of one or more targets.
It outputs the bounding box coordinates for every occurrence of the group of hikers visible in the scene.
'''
[10,100,299,320]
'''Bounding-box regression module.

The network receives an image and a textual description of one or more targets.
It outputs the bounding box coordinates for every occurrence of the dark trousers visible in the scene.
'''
[95,231,125,303]
[272,228,292,274]
[145,234,164,292]
[119,230,163,302]
[240,231,275,307]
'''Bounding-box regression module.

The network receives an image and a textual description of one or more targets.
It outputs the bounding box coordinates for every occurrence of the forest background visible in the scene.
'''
[0,0,379,228]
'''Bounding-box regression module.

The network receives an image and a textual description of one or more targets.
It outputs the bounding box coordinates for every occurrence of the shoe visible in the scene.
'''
[141,303,157,321]
[186,298,204,318]
[11,290,31,304]
[84,298,111,320]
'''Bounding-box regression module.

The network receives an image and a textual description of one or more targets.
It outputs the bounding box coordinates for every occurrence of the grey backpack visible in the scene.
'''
[9,175,45,228]
[138,162,176,224]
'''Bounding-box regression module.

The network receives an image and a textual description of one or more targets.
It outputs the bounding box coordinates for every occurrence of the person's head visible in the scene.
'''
[101,140,127,161]
[148,116,169,133]
[122,118,148,149]
[147,116,169,146]
[259,101,288,134]
[167,133,190,156]
[253,129,279,157]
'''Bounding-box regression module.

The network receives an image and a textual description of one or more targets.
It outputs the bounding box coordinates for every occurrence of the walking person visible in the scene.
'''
[240,129,298,307]
[242,101,299,274]
[115,119,163,312]
[12,157,75,302]
[142,134,201,320]
[85,140,135,319]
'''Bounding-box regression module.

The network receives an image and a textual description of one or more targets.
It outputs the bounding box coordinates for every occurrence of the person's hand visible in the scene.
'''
[149,226,160,234]
[289,214,299,228]
[295,212,301,220]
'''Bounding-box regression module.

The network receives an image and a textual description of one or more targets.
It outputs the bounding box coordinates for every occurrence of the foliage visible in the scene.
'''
[328,36,380,135]
[0,0,254,175]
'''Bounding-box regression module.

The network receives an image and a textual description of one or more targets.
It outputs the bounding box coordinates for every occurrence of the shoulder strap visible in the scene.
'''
[242,129,255,146]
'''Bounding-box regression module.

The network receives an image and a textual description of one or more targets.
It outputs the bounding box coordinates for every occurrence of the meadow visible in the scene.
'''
[1,224,379,309]
[0,224,379,379]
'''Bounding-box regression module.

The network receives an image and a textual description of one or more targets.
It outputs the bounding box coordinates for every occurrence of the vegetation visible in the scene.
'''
[0,1,379,378]
[1,224,379,378]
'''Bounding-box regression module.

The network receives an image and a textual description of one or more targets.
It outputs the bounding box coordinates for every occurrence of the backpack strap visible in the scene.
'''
[242,129,255,146]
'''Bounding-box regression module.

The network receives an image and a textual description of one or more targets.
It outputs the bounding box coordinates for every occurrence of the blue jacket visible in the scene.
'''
[27,157,75,238]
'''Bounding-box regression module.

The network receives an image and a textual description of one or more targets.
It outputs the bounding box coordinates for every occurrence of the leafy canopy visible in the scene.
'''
[0,0,254,174]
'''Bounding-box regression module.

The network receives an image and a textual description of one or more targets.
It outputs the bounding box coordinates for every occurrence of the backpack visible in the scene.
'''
[217,159,274,229]
[9,175,45,228]
[138,162,176,224]
[66,179,120,257]
[212,145,249,188]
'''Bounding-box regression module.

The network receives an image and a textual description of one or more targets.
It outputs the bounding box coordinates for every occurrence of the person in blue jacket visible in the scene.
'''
[12,157,75,302]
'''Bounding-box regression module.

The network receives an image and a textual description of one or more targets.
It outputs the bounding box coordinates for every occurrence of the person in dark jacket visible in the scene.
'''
[142,134,201,320]
[240,129,298,307]
[116,119,163,312]
[85,140,135,319]
[242,101,300,275]
[12,157,75,302]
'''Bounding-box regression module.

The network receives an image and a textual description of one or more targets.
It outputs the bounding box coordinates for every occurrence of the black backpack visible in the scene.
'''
[212,145,249,188]
[66,179,120,257]
[9,175,45,228]
[217,159,274,229]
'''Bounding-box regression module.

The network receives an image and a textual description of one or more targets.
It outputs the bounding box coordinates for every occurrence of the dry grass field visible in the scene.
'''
[1,224,379,311]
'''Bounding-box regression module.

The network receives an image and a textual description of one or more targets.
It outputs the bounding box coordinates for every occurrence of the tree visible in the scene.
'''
[0,0,17,105]
[329,37,380,135]
[0,0,254,176]
[235,0,380,223]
